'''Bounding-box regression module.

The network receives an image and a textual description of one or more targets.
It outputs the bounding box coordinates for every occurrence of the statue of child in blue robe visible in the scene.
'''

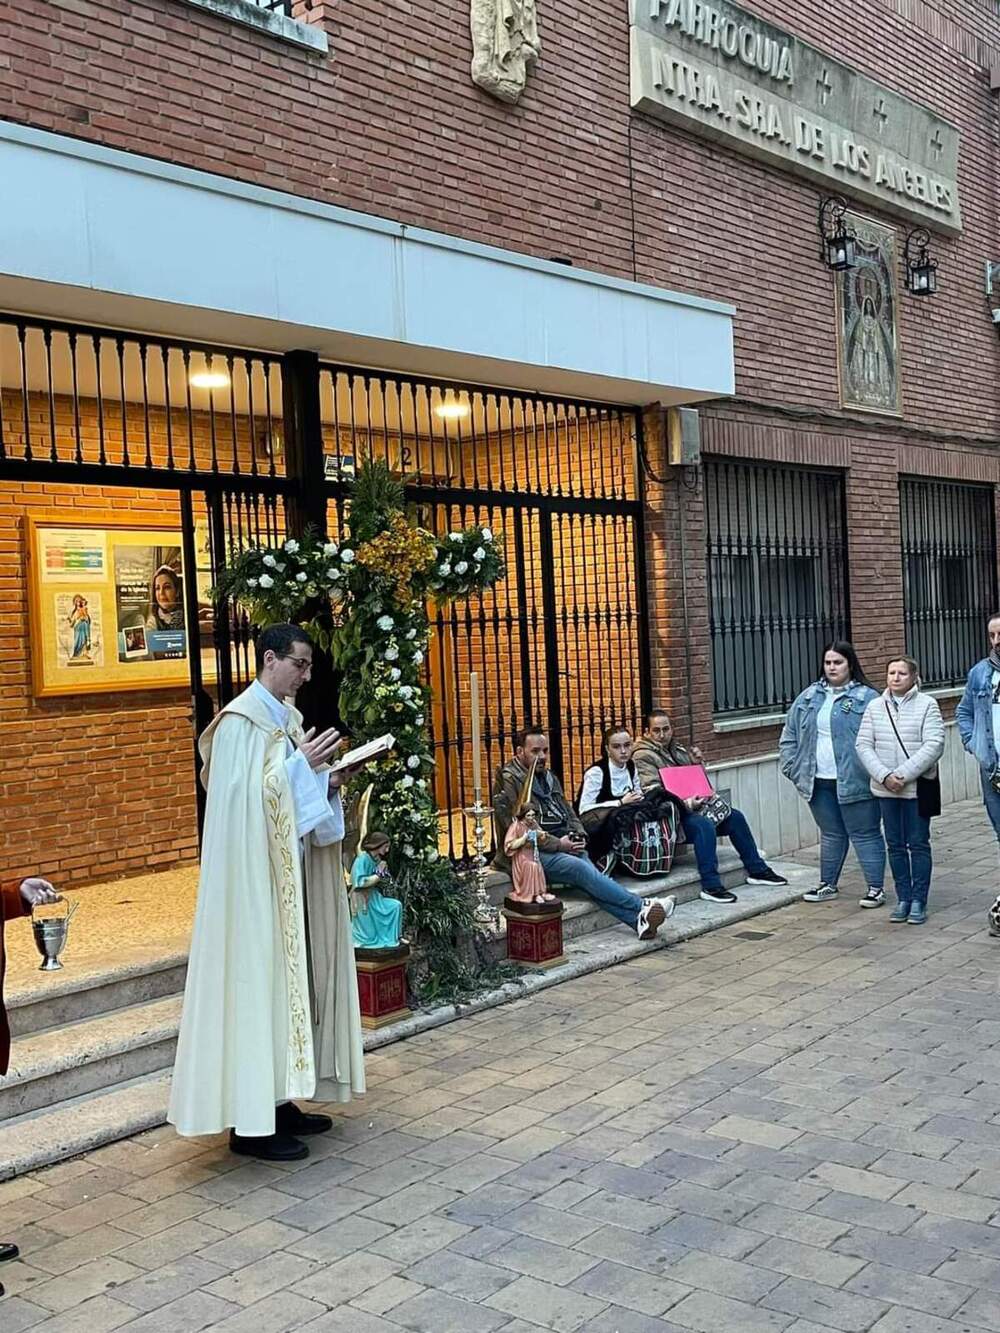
[350,830,403,950]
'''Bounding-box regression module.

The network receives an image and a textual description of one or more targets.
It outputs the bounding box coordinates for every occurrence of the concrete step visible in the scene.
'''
[1,996,181,1119]
[0,1072,173,1181]
[7,956,187,1040]
[556,847,748,945]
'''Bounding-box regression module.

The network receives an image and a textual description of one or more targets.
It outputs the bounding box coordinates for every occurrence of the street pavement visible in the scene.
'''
[3,796,1000,1333]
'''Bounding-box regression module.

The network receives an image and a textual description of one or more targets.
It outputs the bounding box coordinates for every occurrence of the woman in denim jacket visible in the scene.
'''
[779,641,886,907]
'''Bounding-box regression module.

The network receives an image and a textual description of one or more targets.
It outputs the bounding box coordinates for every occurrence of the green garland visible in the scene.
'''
[215,460,509,1002]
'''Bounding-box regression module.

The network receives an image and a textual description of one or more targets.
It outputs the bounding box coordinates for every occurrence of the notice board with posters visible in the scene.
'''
[25,512,199,697]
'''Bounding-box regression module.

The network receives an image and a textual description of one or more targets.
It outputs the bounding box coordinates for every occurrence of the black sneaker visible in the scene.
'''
[746,868,789,886]
[700,887,738,904]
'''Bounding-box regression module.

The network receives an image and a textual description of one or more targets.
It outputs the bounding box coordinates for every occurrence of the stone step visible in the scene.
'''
[555,848,748,945]
[7,956,187,1040]
[1,996,182,1120]
[0,1071,173,1181]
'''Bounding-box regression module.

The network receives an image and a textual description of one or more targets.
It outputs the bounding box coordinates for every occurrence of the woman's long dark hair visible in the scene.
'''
[821,640,871,688]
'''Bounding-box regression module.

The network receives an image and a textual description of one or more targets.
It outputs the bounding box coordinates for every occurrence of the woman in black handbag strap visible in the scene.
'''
[855,656,945,925]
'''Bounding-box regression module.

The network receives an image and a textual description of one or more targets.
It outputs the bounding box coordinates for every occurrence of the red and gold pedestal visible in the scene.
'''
[502,899,566,969]
[355,943,412,1029]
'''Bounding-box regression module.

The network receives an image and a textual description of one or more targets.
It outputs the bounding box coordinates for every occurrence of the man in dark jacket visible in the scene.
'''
[633,711,787,904]
[1,875,60,1296]
[493,728,673,939]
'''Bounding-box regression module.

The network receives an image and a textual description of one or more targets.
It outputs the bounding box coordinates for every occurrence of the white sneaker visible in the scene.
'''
[637,899,668,939]
[859,887,885,909]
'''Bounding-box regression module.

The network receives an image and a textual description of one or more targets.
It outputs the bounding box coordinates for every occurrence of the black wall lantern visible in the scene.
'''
[904,229,938,296]
[819,196,855,271]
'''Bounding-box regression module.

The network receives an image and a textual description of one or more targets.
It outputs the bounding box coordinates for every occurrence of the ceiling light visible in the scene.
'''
[434,399,470,421]
[190,370,230,389]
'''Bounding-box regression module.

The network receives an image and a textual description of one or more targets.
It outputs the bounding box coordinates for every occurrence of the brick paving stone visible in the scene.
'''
[760,1275,891,1331]
[812,1191,925,1233]
[208,1292,328,1331]
[572,1256,690,1318]
[892,1182,998,1222]
[737,1202,851,1247]
[289,1250,401,1305]
[15,1294,138,1332]
[829,1224,955,1275]
[401,1249,516,1301]
[24,1256,143,1314]
[666,1288,795,1332]
[844,1260,972,1318]
[367,1215,472,1264]
[573,1222,690,1275]
[390,1286,512,1332]
[483,1273,610,1331]
[868,1310,997,1333]
[749,1235,868,1287]
[0,1297,50,1333]
[668,1249,784,1302]
[504,1201,604,1247]
[570,1189,678,1234]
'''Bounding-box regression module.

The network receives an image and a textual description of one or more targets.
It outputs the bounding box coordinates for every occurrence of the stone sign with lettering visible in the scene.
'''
[630,0,961,235]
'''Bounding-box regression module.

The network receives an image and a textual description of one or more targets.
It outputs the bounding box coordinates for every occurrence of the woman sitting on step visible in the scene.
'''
[577,725,682,877]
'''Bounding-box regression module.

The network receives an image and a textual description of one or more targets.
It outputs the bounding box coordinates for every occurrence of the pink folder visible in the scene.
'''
[659,764,714,801]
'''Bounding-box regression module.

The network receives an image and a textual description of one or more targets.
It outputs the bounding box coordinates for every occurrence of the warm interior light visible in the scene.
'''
[190,370,230,389]
[434,399,470,421]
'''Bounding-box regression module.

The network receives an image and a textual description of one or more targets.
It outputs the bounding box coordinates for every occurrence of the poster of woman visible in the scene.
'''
[114,545,186,662]
[54,592,104,668]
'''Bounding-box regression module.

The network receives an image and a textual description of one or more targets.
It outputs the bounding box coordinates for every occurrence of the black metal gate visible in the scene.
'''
[0,315,651,859]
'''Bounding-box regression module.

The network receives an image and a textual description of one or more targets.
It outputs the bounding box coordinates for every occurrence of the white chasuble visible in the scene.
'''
[168,683,365,1138]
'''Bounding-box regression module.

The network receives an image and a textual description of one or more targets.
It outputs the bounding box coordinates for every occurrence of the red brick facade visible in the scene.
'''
[2,0,999,881]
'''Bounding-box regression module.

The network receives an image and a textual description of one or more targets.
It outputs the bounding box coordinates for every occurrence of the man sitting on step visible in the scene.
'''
[1,875,61,1299]
[493,727,674,940]
[631,709,788,905]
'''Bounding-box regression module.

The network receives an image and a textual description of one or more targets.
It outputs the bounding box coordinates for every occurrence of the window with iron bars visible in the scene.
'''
[706,458,850,715]
[901,476,997,688]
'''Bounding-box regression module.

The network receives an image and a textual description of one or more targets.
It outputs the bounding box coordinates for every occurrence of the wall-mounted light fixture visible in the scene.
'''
[904,229,938,296]
[818,196,855,271]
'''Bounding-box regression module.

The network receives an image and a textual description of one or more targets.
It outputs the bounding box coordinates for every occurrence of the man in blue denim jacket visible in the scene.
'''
[956,614,1000,933]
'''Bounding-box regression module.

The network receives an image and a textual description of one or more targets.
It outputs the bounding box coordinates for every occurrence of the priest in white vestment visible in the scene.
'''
[168,623,365,1161]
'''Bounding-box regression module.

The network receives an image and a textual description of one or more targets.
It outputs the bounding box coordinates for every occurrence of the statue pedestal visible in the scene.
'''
[355,943,411,1030]
[502,898,566,969]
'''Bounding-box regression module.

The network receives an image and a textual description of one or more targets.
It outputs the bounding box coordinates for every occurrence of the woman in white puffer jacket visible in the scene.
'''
[856,657,945,925]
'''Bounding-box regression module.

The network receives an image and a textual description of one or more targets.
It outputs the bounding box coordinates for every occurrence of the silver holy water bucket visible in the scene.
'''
[31,900,78,971]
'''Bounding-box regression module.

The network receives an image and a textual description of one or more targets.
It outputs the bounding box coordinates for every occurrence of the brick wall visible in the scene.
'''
[3,0,1000,849]
[0,479,198,888]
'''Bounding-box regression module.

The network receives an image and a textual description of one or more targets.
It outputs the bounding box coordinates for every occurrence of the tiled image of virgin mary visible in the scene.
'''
[837,214,901,416]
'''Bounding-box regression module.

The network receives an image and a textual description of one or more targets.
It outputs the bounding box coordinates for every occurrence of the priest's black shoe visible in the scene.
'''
[0,1243,18,1263]
[229,1130,309,1162]
[275,1101,333,1136]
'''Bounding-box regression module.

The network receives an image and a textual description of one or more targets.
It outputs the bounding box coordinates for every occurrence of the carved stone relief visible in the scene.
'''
[470,0,540,105]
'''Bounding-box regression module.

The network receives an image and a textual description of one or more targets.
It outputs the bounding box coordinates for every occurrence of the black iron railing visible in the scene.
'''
[706,458,850,715]
[319,365,650,856]
[901,476,997,688]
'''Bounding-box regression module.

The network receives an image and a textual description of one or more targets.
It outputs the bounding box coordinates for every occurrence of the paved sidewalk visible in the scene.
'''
[3,796,1000,1333]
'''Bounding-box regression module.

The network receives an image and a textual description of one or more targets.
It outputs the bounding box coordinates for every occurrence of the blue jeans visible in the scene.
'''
[878,798,932,907]
[981,770,1000,846]
[538,851,643,927]
[808,779,885,889]
[680,807,769,893]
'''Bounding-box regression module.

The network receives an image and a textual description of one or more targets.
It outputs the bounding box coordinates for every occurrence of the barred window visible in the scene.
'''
[901,477,997,688]
[706,459,850,715]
